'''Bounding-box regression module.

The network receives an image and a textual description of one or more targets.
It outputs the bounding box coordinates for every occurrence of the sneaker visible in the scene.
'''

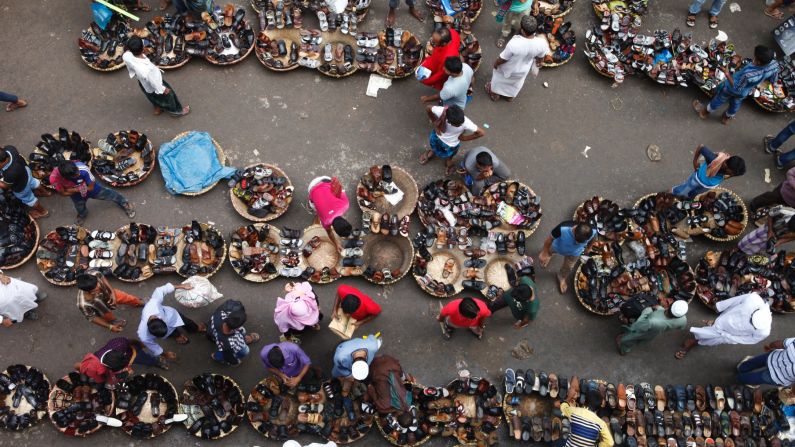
[775,153,785,170]
[505,368,517,394]
[23,310,38,321]
[764,135,778,154]
[124,203,136,218]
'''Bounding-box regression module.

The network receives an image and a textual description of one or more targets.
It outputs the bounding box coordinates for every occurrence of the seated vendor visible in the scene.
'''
[308,176,352,252]
[738,205,795,255]
[365,355,413,415]
[333,284,382,328]
[458,147,512,195]
[331,334,382,393]
[260,341,321,389]
[77,337,166,386]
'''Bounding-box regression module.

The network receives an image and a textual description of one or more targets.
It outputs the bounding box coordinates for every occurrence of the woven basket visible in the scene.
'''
[246,376,308,438]
[175,222,227,279]
[171,131,227,196]
[754,96,789,113]
[48,374,116,437]
[2,365,49,431]
[584,48,616,79]
[484,180,542,236]
[375,382,433,447]
[91,132,157,188]
[229,163,293,222]
[182,374,244,440]
[301,224,342,284]
[111,223,156,283]
[375,29,425,80]
[501,391,557,436]
[318,30,360,78]
[2,218,39,270]
[444,379,502,446]
[413,246,467,298]
[362,233,415,285]
[117,374,179,439]
[255,28,304,72]
[36,225,88,287]
[30,131,94,191]
[205,30,256,66]
[483,252,525,293]
[228,224,281,283]
[357,166,419,216]
[698,187,749,242]
[321,379,375,444]
[573,262,614,316]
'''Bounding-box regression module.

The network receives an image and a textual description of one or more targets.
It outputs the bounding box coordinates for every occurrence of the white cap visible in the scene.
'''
[327,0,348,14]
[751,309,772,330]
[671,301,689,318]
[351,360,370,380]
[283,441,302,447]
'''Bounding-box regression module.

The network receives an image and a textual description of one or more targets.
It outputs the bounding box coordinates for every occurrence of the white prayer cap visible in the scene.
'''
[671,301,689,318]
[351,360,370,380]
[282,441,302,447]
[751,309,772,330]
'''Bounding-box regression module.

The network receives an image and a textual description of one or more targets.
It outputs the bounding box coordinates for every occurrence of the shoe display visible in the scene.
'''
[78,18,131,71]
[28,129,92,190]
[182,373,244,440]
[0,192,39,269]
[368,28,422,78]
[91,130,156,187]
[36,225,90,286]
[297,225,343,284]
[229,163,294,221]
[142,14,191,68]
[1,364,49,432]
[532,11,577,68]
[178,221,226,278]
[229,223,280,282]
[114,373,181,439]
[48,370,116,437]
[426,0,483,22]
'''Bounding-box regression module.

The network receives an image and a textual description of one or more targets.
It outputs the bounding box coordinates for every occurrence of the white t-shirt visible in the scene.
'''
[497,35,550,79]
[431,106,478,147]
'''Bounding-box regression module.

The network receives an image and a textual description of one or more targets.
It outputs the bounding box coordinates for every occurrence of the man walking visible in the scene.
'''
[122,36,190,117]
[486,16,549,102]
[671,145,745,199]
[50,160,135,225]
[686,0,726,28]
[616,302,688,355]
[76,270,144,332]
[458,147,511,194]
[420,57,474,110]
[736,338,795,387]
[676,292,772,359]
[207,299,260,366]
[137,282,204,365]
[749,167,795,211]
[765,121,795,170]
[418,104,485,176]
[538,221,595,294]
[693,45,778,124]
[488,275,537,329]
[0,145,50,218]
[437,297,491,339]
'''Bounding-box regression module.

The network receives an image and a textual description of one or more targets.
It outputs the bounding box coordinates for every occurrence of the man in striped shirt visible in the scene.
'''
[560,397,614,447]
[736,338,795,387]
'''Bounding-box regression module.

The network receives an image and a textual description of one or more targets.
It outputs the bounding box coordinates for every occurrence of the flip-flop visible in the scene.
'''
[675,349,688,360]
[765,9,785,19]
[248,332,261,343]
[484,82,499,101]
[418,150,434,164]
[6,100,26,112]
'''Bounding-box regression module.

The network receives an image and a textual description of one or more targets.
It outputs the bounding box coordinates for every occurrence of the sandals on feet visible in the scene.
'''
[6,100,27,112]
[708,15,718,29]
[419,150,434,164]
[686,14,696,27]
[496,37,506,48]
[484,82,499,101]
[766,8,784,19]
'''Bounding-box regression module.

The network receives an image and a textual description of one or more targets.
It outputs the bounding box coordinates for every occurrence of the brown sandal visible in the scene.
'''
[419,149,434,164]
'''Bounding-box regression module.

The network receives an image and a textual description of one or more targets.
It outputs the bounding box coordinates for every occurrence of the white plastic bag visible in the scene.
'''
[174,276,223,308]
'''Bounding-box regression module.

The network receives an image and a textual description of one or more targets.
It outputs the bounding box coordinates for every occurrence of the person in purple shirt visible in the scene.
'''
[261,341,319,388]
[749,167,795,212]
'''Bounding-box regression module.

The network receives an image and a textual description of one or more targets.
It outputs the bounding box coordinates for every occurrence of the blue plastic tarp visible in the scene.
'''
[158,131,236,195]
[92,3,113,30]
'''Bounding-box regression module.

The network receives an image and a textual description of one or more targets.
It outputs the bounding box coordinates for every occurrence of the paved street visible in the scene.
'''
[0,0,792,445]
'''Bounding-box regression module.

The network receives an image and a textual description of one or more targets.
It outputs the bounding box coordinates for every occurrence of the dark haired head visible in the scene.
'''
[341,294,361,314]
[76,273,99,291]
[520,15,538,35]
[444,56,463,75]
[475,151,493,168]
[754,45,775,65]
[267,346,285,368]
[58,160,79,180]
[101,350,129,371]
[397,412,413,427]
[147,318,168,338]
[0,148,10,165]
[445,105,465,127]
[574,223,593,243]
[513,284,533,300]
[127,36,144,56]
[724,156,746,177]
[225,310,247,330]
[459,298,479,319]
[433,27,451,45]
[332,217,352,238]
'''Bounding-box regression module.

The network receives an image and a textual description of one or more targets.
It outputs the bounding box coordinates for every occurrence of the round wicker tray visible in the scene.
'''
[205,30,256,66]
[357,166,419,216]
[501,391,556,437]
[573,262,613,316]
[483,253,523,292]
[483,180,542,236]
[30,130,94,191]
[321,379,375,444]
[228,224,281,283]
[47,374,116,437]
[754,96,790,113]
[245,376,310,439]
[413,246,467,298]
[229,163,293,222]
[255,29,304,72]
[80,55,127,72]
[697,187,749,242]
[111,223,156,283]
[585,48,616,79]
[175,222,227,278]
[182,374,244,440]
[2,218,39,270]
[375,381,433,447]
[171,131,227,196]
[540,50,575,68]
[2,365,50,431]
[444,378,502,446]
[362,233,415,285]
[91,133,156,188]
[117,374,179,439]
[36,225,88,287]
[375,29,425,80]
[318,31,360,78]
[301,224,342,284]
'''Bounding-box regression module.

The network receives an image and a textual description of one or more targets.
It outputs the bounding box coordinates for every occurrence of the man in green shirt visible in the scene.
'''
[616,301,688,355]
[487,277,537,329]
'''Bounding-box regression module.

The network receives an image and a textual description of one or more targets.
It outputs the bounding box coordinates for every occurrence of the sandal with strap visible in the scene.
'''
[686,14,696,27]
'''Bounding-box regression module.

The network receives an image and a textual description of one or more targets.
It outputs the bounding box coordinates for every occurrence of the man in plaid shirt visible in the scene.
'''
[207,300,260,366]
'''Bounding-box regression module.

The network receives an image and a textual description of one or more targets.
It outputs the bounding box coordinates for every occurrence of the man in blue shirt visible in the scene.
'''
[331,334,382,380]
[693,45,778,124]
[538,221,595,294]
[671,145,745,198]
[137,282,204,367]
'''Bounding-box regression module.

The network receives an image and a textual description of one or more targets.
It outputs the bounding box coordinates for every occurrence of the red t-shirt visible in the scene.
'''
[440,298,491,327]
[337,284,381,321]
[309,181,349,229]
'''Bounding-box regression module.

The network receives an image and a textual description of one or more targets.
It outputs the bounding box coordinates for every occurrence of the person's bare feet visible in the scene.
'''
[6,99,27,112]
[692,100,709,119]
[557,274,567,294]
[33,187,51,197]
[153,106,162,115]
[385,8,396,26]
[409,7,425,22]
[29,209,49,219]
[197,322,207,332]
[721,113,733,125]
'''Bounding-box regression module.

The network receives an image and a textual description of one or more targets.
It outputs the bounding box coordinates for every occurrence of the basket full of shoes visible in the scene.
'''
[91,130,156,187]
[754,60,795,112]
[36,226,89,286]
[533,12,576,67]
[182,373,245,440]
[372,28,424,79]
[357,164,419,217]
[442,375,502,446]
[48,372,116,437]
[0,192,39,270]
[176,221,227,278]
[229,224,281,282]
[112,223,159,282]
[191,4,256,65]
[375,382,433,446]
[139,14,192,69]
[28,128,93,189]
[320,378,375,444]
[228,163,293,222]
[78,17,132,71]
[1,364,50,432]
[116,374,183,439]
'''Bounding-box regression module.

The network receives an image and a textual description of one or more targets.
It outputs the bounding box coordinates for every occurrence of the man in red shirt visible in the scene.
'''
[437,297,491,340]
[333,284,382,327]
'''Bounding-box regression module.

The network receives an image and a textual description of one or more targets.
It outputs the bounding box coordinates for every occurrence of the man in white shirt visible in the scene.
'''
[418,105,485,176]
[675,292,772,359]
[122,36,190,116]
[736,338,795,387]
[137,282,203,364]
[486,15,549,101]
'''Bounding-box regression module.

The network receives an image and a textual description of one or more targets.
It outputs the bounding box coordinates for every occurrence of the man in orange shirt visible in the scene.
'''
[437,297,491,340]
[333,284,382,327]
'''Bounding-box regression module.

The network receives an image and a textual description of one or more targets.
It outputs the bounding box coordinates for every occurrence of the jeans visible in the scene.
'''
[12,167,40,207]
[70,187,129,218]
[0,91,18,103]
[131,346,160,367]
[736,352,777,385]
[212,344,250,364]
[689,0,727,15]
[707,82,745,117]
[671,171,710,199]
[749,184,786,211]
[771,121,795,165]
